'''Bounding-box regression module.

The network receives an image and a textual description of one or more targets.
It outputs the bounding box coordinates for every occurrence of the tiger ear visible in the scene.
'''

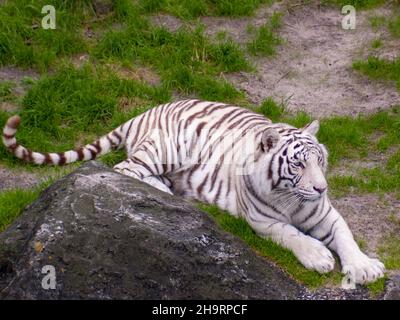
[260,128,280,152]
[302,120,319,136]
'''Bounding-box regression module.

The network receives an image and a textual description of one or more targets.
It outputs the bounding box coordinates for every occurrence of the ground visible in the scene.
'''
[0,0,399,298]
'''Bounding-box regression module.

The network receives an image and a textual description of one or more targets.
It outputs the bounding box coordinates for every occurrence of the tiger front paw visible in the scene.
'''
[342,253,385,285]
[294,237,335,273]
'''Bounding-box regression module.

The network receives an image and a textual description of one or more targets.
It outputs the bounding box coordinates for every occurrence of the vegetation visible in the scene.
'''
[247,12,282,56]
[138,0,274,18]
[322,0,386,9]
[371,38,382,49]
[353,57,400,90]
[0,179,53,232]
[366,276,387,298]
[389,15,400,38]
[198,203,342,288]
[0,81,15,102]
[378,234,400,269]
[0,0,88,71]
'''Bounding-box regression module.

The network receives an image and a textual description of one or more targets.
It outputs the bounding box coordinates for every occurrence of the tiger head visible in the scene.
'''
[259,120,328,201]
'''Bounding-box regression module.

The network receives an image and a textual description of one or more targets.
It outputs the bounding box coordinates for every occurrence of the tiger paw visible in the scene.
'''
[341,253,385,285]
[294,237,335,273]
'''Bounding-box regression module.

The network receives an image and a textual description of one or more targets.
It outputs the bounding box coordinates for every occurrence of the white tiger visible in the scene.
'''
[2,99,385,284]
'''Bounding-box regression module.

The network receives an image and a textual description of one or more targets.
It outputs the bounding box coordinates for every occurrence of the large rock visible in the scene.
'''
[0,161,304,299]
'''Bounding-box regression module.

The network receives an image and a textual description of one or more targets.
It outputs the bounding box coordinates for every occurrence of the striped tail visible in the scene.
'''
[2,115,127,165]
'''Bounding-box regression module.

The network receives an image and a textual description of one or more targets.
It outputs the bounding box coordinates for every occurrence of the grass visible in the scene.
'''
[371,38,382,49]
[198,203,342,288]
[0,0,88,72]
[353,57,400,90]
[93,21,248,101]
[378,234,400,269]
[389,15,400,38]
[0,178,53,232]
[366,276,387,298]
[255,97,286,122]
[0,63,172,167]
[322,0,386,9]
[247,12,282,56]
[370,15,387,29]
[0,81,15,102]
[0,189,40,232]
[369,14,400,37]
[138,0,274,18]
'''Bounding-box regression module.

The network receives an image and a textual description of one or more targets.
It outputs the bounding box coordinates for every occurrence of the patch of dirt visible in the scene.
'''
[149,3,400,117]
[70,54,90,68]
[0,66,38,83]
[0,166,39,192]
[107,63,161,86]
[0,102,18,112]
[201,2,400,117]
[201,2,284,43]
[149,13,183,32]
[329,145,398,177]
[0,66,39,98]
[331,193,400,256]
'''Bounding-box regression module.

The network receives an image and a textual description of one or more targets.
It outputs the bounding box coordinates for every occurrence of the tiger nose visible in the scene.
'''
[313,186,327,194]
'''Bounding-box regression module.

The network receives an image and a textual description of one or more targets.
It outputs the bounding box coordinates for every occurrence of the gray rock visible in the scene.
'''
[384,274,400,300]
[0,161,304,299]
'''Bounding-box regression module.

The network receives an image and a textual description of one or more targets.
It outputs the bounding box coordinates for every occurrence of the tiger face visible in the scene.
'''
[260,120,329,201]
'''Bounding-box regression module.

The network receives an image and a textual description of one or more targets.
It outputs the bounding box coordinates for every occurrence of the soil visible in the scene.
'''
[203,2,400,117]
[0,166,39,191]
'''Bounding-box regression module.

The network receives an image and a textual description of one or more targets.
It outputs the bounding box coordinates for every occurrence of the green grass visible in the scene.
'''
[198,203,342,288]
[138,0,274,18]
[322,0,386,9]
[0,178,53,232]
[353,57,400,90]
[371,39,382,49]
[369,14,400,37]
[255,97,286,122]
[370,15,387,29]
[93,8,249,101]
[378,234,400,269]
[0,189,40,232]
[389,15,400,38]
[0,63,170,166]
[0,0,89,72]
[211,0,273,17]
[0,81,15,102]
[247,12,282,56]
[366,276,387,298]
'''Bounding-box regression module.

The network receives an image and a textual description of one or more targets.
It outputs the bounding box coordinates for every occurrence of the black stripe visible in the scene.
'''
[2,133,14,139]
[319,217,339,243]
[304,206,332,235]
[197,173,209,195]
[298,204,319,226]
[243,175,285,218]
[58,152,67,165]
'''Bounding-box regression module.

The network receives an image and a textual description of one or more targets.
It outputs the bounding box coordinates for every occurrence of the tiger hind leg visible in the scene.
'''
[113,158,173,195]
[143,176,173,195]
